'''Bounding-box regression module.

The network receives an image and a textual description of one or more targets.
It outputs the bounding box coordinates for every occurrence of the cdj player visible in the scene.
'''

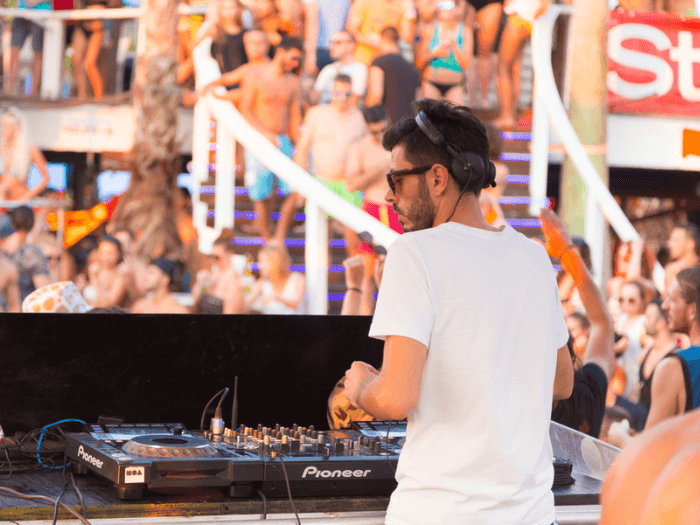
[65,422,403,500]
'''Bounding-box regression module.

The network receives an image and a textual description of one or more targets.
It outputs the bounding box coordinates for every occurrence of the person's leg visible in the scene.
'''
[445,83,466,106]
[85,25,104,98]
[476,2,503,106]
[29,20,44,95]
[253,198,273,240]
[7,18,29,95]
[72,26,88,98]
[273,192,302,245]
[421,79,442,101]
[493,18,529,129]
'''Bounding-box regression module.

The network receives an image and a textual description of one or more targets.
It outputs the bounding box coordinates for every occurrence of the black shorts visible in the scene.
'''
[468,0,502,12]
[11,17,44,52]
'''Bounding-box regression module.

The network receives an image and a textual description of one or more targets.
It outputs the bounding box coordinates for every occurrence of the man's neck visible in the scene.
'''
[689,323,700,347]
[654,329,679,352]
[436,193,502,232]
[339,55,354,66]
[271,59,285,76]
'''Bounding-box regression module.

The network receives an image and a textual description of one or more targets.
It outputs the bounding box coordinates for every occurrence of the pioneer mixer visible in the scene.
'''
[65,422,403,500]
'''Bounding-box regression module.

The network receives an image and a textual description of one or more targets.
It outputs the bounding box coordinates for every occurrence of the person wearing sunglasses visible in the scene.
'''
[343,98,572,525]
[289,74,367,254]
[310,31,368,105]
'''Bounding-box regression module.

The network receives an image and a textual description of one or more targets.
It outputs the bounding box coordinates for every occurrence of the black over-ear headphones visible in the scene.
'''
[415,111,497,189]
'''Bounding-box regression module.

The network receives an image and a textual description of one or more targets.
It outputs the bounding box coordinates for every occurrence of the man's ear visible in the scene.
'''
[427,164,450,197]
[687,300,697,330]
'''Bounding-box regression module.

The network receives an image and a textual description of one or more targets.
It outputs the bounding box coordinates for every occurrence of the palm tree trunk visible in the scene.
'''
[110,0,183,262]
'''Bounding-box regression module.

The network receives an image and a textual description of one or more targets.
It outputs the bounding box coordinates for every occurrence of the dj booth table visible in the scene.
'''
[0,466,603,524]
[0,315,612,524]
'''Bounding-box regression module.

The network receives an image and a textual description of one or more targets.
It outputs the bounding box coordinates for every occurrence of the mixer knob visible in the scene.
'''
[300,435,307,445]
[323,446,331,458]
[275,424,280,432]
[281,435,290,453]
[292,423,298,431]
[291,438,300,451]
[334,440,344,453]
[172,427,183,436]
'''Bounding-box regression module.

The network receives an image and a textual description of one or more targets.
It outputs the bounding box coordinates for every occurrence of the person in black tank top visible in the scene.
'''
[207,0,249,85]
[638,299,680,412]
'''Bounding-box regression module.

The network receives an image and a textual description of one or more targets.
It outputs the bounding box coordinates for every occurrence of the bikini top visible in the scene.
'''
[428,23,464,73]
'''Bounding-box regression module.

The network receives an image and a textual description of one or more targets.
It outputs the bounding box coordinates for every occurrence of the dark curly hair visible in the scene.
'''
[381,98,490,195]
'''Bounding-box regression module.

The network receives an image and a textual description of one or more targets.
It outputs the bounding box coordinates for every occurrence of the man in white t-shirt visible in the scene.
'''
[343,98,574,525]
[311,31,368,106]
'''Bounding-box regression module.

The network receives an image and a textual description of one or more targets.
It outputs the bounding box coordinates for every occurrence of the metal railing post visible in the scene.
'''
[41,18,63,99]
[305,200,328,315]
[192,98,212,251]
[215,119,234,231]
[529,18,550,217]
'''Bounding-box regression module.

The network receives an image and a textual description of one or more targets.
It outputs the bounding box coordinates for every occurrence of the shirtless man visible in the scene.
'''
[84,235,126,309]
[240,36,304,243]
[199,29,271,105]
[191,237,245,314]
[344,104,400,313]
[290,75,367,251]
[132,258,189,314]
[664,222,699,295]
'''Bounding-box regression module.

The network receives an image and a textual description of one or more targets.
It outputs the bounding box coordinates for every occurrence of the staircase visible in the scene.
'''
[196,117,545,315]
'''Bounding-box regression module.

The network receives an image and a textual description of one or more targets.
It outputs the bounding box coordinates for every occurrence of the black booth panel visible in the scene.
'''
[0,314,383,435]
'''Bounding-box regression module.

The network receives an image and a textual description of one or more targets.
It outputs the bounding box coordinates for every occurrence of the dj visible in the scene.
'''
[344,99,573,525]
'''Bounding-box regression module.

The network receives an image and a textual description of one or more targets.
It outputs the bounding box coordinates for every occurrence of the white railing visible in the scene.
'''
[530,5,665,289]
[192,37,400,315]
[0,4,206,100]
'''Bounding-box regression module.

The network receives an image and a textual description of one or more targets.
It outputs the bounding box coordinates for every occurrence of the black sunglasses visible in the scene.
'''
[386,165,433,193]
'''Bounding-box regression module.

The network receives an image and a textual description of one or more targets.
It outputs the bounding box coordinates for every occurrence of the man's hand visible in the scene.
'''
[343,256,364,289]
[344,361,380,407]
[539,207,573,259]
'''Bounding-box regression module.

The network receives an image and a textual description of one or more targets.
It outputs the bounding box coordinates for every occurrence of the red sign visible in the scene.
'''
[608,10,700,116]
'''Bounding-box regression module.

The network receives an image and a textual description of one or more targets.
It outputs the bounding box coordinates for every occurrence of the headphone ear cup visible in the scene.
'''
[450,157,469,187]
[486,161,497,188]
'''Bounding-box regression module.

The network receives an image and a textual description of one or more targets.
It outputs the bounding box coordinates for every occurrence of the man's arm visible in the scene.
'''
[289,82,303,144]
[2,261,21,312]
[554,343,574,401]
[292,110,315,171]
[344,335,427,420]
[303,0,319,75]
[645,356,686,429]
[365,65,385,107]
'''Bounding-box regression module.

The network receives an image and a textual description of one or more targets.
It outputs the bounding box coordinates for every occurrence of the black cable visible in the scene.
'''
[0,487,92,524]
[200,387,230,431]
[70,471,87,520]
[274,448,301,525]
[0,447,12,480]
[51,481,67,525]
[255,488,268,519]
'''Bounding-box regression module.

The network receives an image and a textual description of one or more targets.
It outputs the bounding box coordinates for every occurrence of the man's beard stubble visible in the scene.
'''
[393,177,436,233]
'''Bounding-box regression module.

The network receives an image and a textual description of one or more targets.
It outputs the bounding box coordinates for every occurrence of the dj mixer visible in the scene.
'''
[65,422,403,500]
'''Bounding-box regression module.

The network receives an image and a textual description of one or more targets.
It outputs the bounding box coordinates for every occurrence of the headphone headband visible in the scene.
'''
[414,110,496,190]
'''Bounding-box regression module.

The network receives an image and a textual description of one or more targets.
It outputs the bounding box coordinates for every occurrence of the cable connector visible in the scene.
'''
[210,407,224,438]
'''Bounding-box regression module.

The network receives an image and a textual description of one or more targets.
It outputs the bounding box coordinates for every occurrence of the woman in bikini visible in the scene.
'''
[416,0,472,105]
[0,107,50,202]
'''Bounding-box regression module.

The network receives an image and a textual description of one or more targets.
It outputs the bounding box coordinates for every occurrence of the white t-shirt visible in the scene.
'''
[369,223,568,525]
[313,61,368,104]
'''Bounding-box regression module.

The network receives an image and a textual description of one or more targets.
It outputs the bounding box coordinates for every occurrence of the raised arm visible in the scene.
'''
[540,208,616,381]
